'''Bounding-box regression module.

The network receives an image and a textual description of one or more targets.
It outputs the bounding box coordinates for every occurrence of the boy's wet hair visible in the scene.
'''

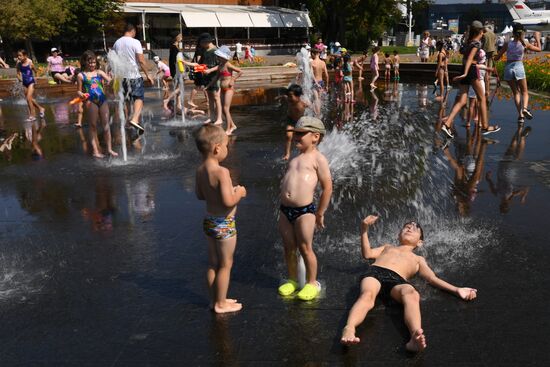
[393,50,398,54]
[385,52,390,58]
[402,221,424,241]
[286,84,303,97]
[343,54,351,62]
[310,48,320,54]
[194,124,226,155]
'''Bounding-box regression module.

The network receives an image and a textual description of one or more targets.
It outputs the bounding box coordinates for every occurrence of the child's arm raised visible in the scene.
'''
[418,257,477,301]
[219,168,246,207]
[360,215,386,259]
[315,154,332,229]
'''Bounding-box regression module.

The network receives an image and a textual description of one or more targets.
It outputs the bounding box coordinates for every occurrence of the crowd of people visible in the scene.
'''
[0,16,546,355]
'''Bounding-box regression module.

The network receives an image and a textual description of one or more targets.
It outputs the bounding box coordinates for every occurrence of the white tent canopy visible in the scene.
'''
[122,2,312,28]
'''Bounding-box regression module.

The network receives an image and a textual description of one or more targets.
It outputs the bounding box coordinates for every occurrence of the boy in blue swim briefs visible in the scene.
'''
[195,124,247,314]
[278,116,333,301]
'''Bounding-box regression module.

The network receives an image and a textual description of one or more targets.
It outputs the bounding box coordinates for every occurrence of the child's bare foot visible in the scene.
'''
[213,119,223,126]
[188,101,198,108]
[406,329,427,352]
[341,325,360,345]
[108,150,119,157]
[203,119,212,125]
[214,300,243,314]
[358,77,364,80]
[209,298,238,310]
[282,154,289,161]
[93,152,105,159]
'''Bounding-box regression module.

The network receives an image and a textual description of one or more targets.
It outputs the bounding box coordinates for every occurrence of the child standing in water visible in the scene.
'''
[16,50,45,121]
[341,215,477,351]
[194,124,247,314]
[280,84,307,161]
[369,46,380,90]
[153,56,171,90]
[384,52,392,81]
[205,45,243,135]
[342,54,354,102]
[278,116,332,301]
[76,50,117,158]
[392,50,400,80]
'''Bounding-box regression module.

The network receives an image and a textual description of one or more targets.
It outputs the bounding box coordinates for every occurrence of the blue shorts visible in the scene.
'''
[504,61,526,81]
[122,77,145,101]
[343,76,352,83]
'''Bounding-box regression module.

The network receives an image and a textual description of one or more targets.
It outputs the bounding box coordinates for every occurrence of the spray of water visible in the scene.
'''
[295,48,315,116]
[107,50,136,161]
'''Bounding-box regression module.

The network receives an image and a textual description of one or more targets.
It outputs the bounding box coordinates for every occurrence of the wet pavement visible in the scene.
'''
[1,82,550,366]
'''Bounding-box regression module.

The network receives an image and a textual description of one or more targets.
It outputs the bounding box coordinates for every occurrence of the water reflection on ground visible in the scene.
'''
[0,83,550,365]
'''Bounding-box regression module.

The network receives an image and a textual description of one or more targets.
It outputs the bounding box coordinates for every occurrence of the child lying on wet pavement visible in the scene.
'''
[341,215,477,352]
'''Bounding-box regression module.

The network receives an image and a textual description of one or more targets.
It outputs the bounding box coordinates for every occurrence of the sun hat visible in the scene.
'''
[341,47,348,53]
[51,48,59,53]
[290,116,326,135]
[153,56,160,62]
[335,42,341,47]
[214,45,232,60]
[471,21,483,30]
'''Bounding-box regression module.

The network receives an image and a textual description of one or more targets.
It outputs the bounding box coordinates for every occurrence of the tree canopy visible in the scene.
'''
[280,0,402,49]
[0,0,70,42]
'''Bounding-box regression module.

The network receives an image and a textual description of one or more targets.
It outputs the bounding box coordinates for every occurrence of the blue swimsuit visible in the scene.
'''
[81,72,106,106]
[18,63,35,87]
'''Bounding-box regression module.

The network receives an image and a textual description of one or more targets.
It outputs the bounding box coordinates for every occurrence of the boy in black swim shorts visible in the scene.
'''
[278,117,332,301]
[340,215,478,352]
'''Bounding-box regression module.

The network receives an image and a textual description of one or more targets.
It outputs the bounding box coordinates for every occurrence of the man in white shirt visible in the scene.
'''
[235,41,242,60]
[113,23,154,133]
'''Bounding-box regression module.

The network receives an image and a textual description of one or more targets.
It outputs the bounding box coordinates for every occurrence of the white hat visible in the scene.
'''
[153,56,160,62]
[51,47,59,53]
[334,42,341,47]
[305,45,311,50]
[214,45,232,60]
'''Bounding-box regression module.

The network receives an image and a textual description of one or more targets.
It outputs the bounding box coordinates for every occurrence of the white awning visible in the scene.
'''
[248,12,285,28]
[216,12,254,28]
[280,13,312,28]
[180,11,221,28]
[122,2,311,28]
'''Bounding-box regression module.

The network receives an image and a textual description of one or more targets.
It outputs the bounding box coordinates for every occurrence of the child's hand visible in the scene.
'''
[362,215,379,230]
[453,74,466,82]
[315,212,325,229]
[456,287,477,301]
[234,185,246,198]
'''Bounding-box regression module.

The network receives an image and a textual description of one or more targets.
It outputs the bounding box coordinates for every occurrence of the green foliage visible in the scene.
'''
[0,0,70,41]
[63,0,123,40]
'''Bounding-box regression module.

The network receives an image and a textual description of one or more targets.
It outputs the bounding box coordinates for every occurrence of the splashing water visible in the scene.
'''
[318,129,362,180]
[9,81,26,104]
[108,50,137,162]
[295,48,315,116]
[311,96,497,270]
